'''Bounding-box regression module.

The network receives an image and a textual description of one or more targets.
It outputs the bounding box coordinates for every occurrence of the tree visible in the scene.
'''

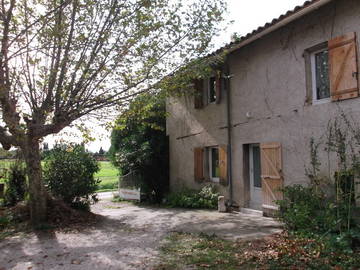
[98,147,105,156]
[0,0,226,225]
[43,143,49,152]
[109,93,168,202]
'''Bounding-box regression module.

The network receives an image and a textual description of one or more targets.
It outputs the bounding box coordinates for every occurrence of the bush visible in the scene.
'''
[43,144,100,210]
[109,93,169,203]
[3,161,27,207]
[165,185,219,209]
[277,185,336,233]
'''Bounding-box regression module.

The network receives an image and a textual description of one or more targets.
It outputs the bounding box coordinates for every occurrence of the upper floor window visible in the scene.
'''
[193,70,224,109]
[311,48,330,104]
[305,32,359,105]
[208,76,217,103]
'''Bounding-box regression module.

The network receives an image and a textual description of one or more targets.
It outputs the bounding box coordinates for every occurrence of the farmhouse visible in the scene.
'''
[166,0,360,214]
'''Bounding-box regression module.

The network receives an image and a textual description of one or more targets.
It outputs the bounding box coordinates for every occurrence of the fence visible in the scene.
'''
[118,171,141,201]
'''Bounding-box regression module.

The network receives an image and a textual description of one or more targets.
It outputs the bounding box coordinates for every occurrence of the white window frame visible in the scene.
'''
[310,47,331,105]
[208,146,219,183]
[208,76,217,104]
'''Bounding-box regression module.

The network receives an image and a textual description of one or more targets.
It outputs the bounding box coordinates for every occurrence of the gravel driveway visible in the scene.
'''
[0,193,281,270]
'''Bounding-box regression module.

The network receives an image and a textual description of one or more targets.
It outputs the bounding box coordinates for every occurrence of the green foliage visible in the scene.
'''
[165,185,219,209]
[3,161,27,207]
[43,144,100,210]
[277,185,336,233]
[109,93,169,203]
[0,215,10,229]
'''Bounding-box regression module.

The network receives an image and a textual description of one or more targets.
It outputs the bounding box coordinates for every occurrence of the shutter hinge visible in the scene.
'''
[352,71,358,78]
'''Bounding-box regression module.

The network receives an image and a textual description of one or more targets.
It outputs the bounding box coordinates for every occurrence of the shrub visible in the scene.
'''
[109,93,169,203]
[43,144,100,210]
[277,185,336,233]
[3,161,27,207]
[165,185,219,209]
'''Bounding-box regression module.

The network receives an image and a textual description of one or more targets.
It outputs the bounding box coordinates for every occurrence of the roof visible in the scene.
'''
[211,0,334,56]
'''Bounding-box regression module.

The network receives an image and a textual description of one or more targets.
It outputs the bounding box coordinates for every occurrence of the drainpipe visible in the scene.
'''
[224,60,234,206]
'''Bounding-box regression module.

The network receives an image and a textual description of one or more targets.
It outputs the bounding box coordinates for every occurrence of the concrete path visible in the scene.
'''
[0,193,282,270]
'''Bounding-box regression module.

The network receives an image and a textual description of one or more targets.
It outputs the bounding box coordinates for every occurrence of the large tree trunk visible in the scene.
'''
[23,137,47,226]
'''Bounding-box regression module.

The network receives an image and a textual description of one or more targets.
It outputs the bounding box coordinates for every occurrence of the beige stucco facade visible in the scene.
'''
[166,0,360,209]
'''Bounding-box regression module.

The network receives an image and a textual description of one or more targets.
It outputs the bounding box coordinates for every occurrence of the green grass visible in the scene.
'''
[0,160,119,192]
[95,161,119,192]
[156,232,243,270]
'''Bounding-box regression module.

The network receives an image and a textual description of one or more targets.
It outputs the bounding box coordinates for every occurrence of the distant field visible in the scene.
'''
[95,161,120,192]
[0,160,119,192]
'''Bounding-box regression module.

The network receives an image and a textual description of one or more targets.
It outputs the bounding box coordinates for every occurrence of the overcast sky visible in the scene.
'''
[214,0,307,47]
[46,0,307,152]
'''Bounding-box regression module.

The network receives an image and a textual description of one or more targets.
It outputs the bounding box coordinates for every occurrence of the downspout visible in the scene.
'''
[225,59,234,206]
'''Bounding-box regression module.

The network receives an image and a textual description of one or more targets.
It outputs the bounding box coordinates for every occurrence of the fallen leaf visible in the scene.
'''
[71,259,81,265]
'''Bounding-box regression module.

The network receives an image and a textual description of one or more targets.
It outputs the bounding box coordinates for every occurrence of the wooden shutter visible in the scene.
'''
[260,142,283,210]
[219,145,228,185]
[328,32,359,101]
[215,72,222,104]
[194,147,204,182]
[194,79,204,109]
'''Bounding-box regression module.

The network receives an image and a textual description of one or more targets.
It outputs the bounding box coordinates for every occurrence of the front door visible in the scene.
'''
[249,144,262,210]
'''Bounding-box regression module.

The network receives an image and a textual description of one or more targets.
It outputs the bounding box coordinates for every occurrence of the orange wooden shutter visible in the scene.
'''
[260,143,283,210]
[194,79,204,109]
[219,145,228,185]
[328,32,359,101]
[215,71,222,104]
[194,147,204,182]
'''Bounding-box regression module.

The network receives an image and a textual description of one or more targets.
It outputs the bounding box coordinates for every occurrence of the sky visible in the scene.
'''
[45,0,307,153]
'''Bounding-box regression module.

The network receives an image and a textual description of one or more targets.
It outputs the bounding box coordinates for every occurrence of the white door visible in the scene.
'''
[249,144,262,210]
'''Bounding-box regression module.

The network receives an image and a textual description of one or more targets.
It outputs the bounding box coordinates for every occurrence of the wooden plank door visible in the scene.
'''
[260,142,283,211]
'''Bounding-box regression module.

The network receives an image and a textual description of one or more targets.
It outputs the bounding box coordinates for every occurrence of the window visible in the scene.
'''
[194,145,227,185]
[306,32,359,104]
[311,47,330,104]
[209,147,220,182]
[208,76,217,103]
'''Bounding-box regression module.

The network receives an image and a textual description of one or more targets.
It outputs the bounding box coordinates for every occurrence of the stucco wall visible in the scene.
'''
[166,0,360,207]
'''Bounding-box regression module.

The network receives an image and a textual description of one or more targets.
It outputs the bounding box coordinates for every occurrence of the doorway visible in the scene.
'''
[249,144,262,210]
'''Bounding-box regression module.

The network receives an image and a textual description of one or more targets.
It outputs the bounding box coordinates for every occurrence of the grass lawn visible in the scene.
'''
[95,161,119,192]
[0,159,119,192]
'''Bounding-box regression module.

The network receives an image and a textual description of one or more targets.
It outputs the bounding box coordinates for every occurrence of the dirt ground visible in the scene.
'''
[0,194,281,270]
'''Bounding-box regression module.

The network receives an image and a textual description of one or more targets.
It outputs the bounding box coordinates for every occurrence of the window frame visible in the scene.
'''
[310,46,331,105]
[208,76,217,104]
[208,146,220,183]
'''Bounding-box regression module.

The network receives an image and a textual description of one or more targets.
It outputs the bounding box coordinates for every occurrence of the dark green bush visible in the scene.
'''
[4,161,27,206]
[43,144,100,210]
[109,93,169,203]
[165,185,219,209]
[277,185,330,232]
[277,183,360,252]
